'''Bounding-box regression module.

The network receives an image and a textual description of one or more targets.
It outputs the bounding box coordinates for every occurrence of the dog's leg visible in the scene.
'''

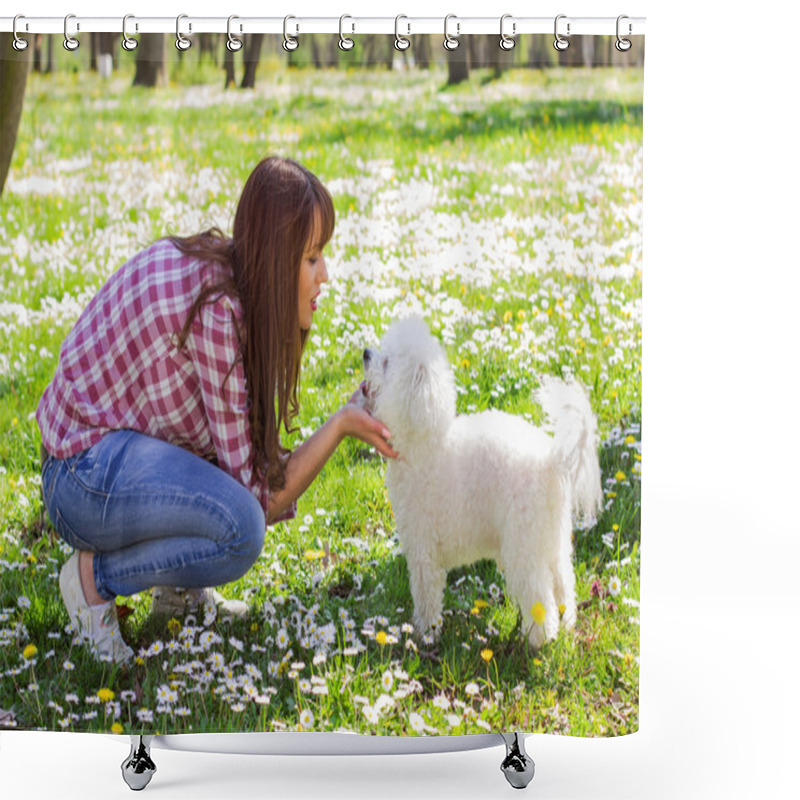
[407,555,446,639]
[552,528,577,631]
[504,561,559,650]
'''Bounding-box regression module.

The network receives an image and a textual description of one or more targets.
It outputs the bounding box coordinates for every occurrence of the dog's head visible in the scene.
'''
[362,316,456,448]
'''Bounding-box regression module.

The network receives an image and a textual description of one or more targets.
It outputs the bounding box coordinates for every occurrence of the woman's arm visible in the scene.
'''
[266,391,398,523]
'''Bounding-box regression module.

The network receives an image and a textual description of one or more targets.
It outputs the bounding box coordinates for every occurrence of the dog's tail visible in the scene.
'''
[537,377,603,524]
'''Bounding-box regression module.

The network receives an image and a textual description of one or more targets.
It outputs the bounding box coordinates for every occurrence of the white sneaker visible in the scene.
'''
[151,585,249,620]
[59,553,134,664]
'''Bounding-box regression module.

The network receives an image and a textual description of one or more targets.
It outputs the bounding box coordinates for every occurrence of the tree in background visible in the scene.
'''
[241,34,265,89]
[133,34,168,88]
[0,33,32,197]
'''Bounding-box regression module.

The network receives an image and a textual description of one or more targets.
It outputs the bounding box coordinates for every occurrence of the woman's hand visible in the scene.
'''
[336,388,399,460]
[266,386,398,522]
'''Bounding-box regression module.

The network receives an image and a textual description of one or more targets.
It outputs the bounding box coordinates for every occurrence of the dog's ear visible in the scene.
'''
[412,363,428,389]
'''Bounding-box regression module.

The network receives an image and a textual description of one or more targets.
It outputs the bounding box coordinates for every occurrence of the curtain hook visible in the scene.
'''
[63,13,80,51]
[553,14,570,51]
[12,15,29,51]
[394,15,410,51]
[615,15,632,52]
[443,14,460,51]
[121,14,138,51]
[499,14,516,51]
[175,14,192,51]
[339,15,355,51]
[283,15,299,52]
[227,15,243,52]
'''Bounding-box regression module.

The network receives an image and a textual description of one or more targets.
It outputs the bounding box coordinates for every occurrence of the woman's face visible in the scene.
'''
[297,218,329,331]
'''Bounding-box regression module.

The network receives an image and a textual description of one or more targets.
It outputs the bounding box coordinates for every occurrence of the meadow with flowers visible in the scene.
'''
[0,55,642,737]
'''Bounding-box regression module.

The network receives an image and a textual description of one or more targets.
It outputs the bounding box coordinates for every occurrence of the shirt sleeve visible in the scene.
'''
[187,294,296,525]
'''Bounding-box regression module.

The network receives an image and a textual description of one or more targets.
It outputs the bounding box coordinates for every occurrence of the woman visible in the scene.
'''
[37,157,397,663]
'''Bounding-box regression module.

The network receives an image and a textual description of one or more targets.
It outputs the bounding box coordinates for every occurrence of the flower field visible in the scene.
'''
[0,60,642,736]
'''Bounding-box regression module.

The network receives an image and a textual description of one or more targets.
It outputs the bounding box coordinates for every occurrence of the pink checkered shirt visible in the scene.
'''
[36,238,294,524]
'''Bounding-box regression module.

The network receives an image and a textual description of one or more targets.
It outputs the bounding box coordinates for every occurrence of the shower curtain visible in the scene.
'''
[0,25,643,742]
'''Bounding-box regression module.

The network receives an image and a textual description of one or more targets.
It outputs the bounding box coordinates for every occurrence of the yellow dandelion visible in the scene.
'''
[22,644,37,660]
[135,656,145,667]
[97,688,115,703]
[460,358,471,369]
[304,549,325,561]
[474,599,489,609]
[530,602,546,626]
[625,435,636,445]
[533,658,542,667]
[517,309,526,320]
[612,524,619,532]
[480,649,493,663]
[503,309,513,324]
[615,471,626,482]
[375,631,388,646]
[111,723,124,735]
[167,618,181,636]
[558,603,566,617]
[470,606,481,616]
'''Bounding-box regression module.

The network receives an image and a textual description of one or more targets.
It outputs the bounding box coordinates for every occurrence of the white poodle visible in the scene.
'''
[361,317,603,649]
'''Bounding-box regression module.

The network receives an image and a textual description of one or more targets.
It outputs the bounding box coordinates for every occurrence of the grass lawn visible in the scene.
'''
[0,61,642,737]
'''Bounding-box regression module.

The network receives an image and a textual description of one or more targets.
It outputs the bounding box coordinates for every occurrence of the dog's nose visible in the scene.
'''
[363,348,372,365]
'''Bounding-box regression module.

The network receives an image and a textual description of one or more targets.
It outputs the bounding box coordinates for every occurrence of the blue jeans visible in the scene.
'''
[41,430,266,601]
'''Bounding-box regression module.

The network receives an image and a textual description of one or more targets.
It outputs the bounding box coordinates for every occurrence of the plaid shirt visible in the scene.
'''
[36,238,294,524]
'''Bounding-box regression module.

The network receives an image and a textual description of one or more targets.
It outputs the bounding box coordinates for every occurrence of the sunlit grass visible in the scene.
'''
[0,63,641,736]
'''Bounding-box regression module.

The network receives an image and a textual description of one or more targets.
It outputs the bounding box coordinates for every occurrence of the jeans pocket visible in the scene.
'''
[55,508,97,552]
[63,447,108,499]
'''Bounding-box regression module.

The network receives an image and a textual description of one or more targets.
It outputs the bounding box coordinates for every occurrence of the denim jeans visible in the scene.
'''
[41,430,266,601]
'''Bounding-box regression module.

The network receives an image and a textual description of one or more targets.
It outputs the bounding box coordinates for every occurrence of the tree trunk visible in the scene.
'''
[198,33,216,62]
[132,34,168,88]
[558,35,586,67]
[527,34,553,68]
[0,33,32,196]
[415,35,432,70]
[311,35,323,69]
[241,34,264,89]
[223,46,236,88]
[446,42,470,86]
[33,34,51,73]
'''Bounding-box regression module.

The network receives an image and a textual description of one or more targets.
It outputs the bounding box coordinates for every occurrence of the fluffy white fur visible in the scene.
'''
[361,316,603,649]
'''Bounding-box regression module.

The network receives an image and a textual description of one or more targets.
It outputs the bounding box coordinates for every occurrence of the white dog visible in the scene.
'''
[361,317,603,649]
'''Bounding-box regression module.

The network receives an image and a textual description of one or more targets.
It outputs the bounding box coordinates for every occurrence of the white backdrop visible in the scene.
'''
[2,1,798,798]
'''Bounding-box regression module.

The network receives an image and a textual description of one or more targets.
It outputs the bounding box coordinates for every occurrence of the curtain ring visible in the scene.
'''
[394,15,410,51]
[283,15,299,52]
[553,14,570,51]
[227,15,243,52]
[176,14,192,51]
[443,14,460,51]
[339,15,355,51]
[615,15,632,52]
[63,14,80,51]
[499,14,516,51]
[121,14,138,51]
[12,15,29,51]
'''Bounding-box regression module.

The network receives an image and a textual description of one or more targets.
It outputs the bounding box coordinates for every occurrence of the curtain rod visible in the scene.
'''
[1,15,646,38]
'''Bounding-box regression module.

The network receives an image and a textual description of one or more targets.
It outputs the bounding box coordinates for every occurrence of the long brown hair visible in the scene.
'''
[169,157,335,492]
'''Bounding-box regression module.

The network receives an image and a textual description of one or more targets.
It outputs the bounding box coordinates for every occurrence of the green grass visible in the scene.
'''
[0,62,641,737]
